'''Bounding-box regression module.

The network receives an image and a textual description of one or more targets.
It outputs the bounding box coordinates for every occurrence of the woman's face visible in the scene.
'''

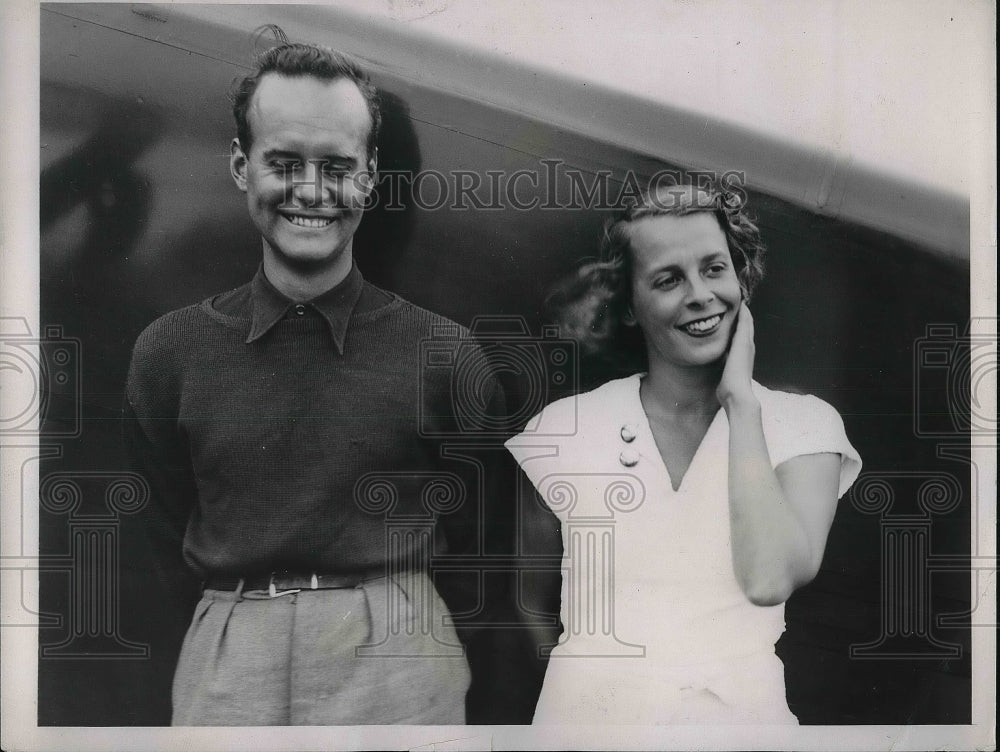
[627,212,742,369]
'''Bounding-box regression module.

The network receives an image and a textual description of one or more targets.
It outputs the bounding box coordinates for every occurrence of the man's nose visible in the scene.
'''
[290,161,333,207]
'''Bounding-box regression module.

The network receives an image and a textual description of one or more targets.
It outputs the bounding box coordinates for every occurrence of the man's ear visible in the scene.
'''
[364,147,378,192]
[230,138,248,192]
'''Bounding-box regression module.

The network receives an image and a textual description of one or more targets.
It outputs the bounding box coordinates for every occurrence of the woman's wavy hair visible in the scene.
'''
[545,176,766,377]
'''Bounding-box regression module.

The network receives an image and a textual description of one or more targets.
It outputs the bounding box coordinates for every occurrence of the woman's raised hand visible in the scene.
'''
[717,302,757,409]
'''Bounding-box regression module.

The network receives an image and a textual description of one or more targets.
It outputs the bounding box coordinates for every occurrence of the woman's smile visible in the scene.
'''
[679,312,725,336]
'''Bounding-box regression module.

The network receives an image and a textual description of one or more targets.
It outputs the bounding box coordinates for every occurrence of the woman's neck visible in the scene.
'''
[641,360,722,420]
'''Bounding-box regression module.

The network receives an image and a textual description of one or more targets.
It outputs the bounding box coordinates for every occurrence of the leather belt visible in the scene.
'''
[204,571,379,598]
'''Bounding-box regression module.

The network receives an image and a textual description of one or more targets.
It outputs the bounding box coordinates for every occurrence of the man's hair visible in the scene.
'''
[546,176,766,369]
[231,43,382,160]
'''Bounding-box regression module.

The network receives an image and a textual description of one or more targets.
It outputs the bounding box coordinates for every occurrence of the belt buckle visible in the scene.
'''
[268,572,301,598]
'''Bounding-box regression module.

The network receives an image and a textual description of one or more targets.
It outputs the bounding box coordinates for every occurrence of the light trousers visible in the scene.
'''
[171,571,471,725]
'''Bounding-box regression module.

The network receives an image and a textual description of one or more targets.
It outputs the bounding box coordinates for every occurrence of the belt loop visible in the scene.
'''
[310,573,319,590]
[268,572,301,598]
[234,577,245,600]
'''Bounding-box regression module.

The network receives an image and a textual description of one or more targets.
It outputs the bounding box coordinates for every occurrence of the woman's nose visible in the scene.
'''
[685,276,715,306]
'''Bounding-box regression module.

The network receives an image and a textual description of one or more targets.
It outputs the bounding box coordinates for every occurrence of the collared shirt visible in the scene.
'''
[236,263,373,349]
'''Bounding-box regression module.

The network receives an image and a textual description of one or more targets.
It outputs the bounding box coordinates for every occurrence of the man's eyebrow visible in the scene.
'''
[261,149,298,157]
[260,149,356,164]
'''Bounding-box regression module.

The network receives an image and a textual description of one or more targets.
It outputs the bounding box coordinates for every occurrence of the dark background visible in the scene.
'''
[37,4,972,725]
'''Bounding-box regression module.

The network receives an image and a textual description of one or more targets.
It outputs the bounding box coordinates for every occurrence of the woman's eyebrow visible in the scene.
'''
[645,251,728,276]
[646,262,681,277]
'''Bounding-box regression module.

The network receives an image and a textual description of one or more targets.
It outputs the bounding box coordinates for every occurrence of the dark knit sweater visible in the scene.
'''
[124,263,507,602]
[125,263,548,723]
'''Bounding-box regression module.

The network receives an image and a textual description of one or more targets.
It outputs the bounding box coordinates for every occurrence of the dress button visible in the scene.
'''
[620,423,637,443]
[294,304,306,316]
[619,449,639,468]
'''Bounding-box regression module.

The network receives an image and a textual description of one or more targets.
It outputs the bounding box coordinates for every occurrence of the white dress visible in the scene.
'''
[505,374,862,724]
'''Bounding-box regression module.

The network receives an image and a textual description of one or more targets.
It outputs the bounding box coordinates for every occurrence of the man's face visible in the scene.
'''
[231,74,376,276]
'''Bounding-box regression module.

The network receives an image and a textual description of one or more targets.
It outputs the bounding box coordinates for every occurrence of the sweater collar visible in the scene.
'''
[246,264,365,353]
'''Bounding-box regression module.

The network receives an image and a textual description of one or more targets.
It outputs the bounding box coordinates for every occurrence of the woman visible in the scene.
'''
[506,179,861,724]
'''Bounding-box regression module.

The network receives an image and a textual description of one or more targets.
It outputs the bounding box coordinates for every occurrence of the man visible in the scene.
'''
[124,43,526,725]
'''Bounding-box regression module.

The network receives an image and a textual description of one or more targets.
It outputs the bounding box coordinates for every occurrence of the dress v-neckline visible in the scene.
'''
[633,374,725,493]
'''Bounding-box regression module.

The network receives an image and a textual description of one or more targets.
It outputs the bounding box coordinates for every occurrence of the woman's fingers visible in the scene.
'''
[717,303,756,405]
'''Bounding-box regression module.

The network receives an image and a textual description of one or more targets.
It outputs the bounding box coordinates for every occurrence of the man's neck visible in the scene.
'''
[261,249,354,302]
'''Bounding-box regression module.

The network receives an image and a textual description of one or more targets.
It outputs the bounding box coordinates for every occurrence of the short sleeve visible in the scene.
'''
[764,392,862,500]
[503,394,582,493]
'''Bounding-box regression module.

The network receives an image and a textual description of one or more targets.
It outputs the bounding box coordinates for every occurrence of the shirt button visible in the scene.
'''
[620,423,637,443]
[294,304,306,316]
[619,450,639,468]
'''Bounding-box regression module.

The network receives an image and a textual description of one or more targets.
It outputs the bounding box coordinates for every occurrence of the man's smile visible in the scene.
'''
[280,211,337,229]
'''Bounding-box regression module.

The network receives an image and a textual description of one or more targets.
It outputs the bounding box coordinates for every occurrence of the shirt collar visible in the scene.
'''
[246,263,365,353]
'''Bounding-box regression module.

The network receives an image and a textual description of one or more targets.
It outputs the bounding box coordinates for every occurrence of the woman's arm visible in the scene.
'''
[726,399,841,605]
[718,304,843,606]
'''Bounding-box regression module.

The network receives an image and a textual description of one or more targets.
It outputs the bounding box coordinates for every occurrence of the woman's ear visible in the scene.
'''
[737,273,750,303]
